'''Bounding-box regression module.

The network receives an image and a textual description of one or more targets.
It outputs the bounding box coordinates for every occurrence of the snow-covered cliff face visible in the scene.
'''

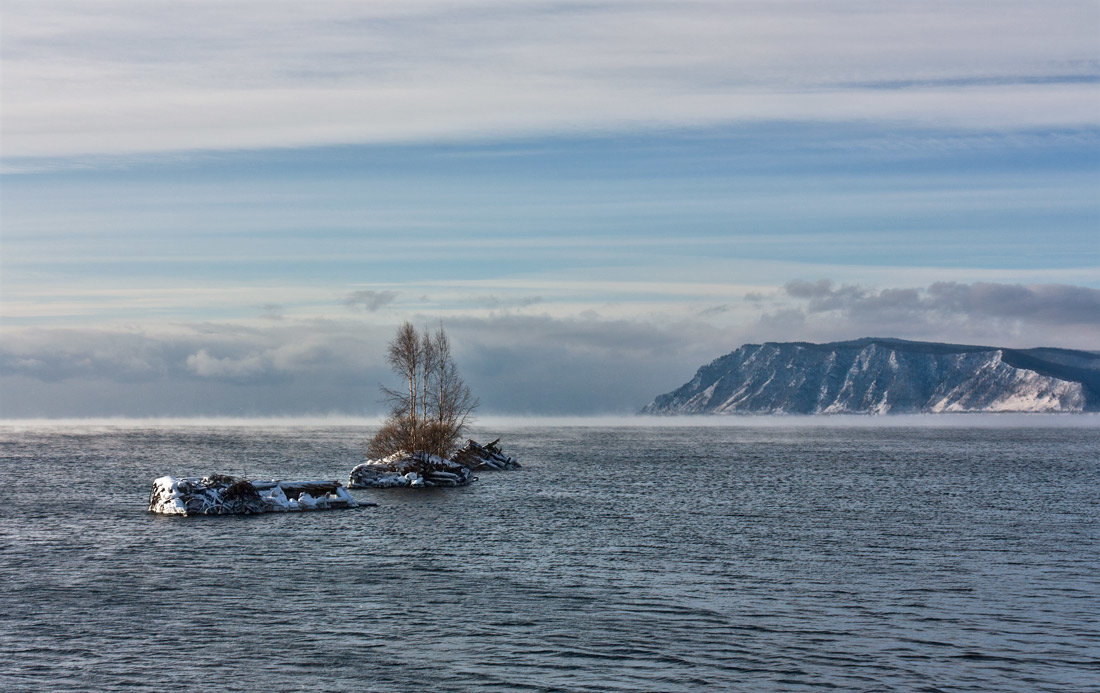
[643,338,1100,415]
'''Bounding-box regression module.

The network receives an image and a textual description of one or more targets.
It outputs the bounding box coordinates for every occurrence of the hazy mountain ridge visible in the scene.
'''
[643,338,1100,415]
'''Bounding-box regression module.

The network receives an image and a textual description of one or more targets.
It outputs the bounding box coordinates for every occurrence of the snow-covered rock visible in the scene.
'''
[451,438,521,470]
[149,474,360,515]
[348,451,477,489]
[643,338,1100,415]
[348,439,522,488]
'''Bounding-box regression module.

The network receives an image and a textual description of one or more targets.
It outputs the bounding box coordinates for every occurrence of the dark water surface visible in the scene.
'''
[1,423,1097,691]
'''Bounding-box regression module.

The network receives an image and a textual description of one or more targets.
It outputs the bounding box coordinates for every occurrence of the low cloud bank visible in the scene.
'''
[2,281,1096,417]
[0,317,717,417]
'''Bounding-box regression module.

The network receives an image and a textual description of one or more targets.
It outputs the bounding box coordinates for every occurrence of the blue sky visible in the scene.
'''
[1,1,1098,417]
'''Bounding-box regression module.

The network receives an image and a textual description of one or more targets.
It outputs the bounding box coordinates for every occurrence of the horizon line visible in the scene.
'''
[1,413,1097,429]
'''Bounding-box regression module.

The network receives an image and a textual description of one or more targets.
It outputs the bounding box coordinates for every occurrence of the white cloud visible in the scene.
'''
[3,1,1096,159]
[783,279,1100,327]
[767,280,1100,349]
[344,290,399,312]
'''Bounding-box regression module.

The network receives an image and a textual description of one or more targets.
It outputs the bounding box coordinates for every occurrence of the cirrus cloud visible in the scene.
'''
[3,1,1097,160]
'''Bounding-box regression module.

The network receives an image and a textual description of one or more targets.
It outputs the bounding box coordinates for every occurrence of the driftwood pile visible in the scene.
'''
[451,438,521,471]
[348,439,520,489]
[149,474,361,515]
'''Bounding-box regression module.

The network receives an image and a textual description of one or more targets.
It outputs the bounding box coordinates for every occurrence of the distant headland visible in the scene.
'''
[643,338,1100,415]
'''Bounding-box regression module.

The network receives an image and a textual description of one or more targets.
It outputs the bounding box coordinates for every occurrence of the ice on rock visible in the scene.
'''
[149,475,361,515]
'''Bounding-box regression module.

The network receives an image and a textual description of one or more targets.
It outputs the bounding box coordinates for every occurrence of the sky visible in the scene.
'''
[1,0,1098,418]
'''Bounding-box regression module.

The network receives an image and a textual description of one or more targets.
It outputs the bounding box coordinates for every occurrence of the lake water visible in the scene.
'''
[1,421,1098,691]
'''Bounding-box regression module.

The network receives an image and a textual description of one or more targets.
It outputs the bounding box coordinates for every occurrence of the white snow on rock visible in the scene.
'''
[348,451,476,489]
[347,439,521,489]
[149,474,360,515]
[451,439,521,471]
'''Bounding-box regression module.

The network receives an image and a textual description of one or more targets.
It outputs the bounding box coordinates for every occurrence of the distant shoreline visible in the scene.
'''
[1,413,1098,429]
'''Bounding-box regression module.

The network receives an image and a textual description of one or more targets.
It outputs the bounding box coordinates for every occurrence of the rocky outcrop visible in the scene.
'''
[348,452,476,488]
[149,475,360,515]
[348,439,520,488]
[451,438,521,471]
[644,338,1100,415]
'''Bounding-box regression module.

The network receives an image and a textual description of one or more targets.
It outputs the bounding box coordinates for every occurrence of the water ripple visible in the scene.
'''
[1,424,1098,691]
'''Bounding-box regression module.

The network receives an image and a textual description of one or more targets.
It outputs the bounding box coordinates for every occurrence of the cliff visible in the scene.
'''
[642,338,1100,415]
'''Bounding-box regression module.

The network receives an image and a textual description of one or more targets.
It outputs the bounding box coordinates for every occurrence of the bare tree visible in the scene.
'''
[429,325,477,443]
[420,328,437,423]
[368,322,479,459]
[382,322,421,422]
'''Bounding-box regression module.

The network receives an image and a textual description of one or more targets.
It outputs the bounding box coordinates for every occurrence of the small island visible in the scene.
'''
[348,323,520,489]
[147,323,519,515]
